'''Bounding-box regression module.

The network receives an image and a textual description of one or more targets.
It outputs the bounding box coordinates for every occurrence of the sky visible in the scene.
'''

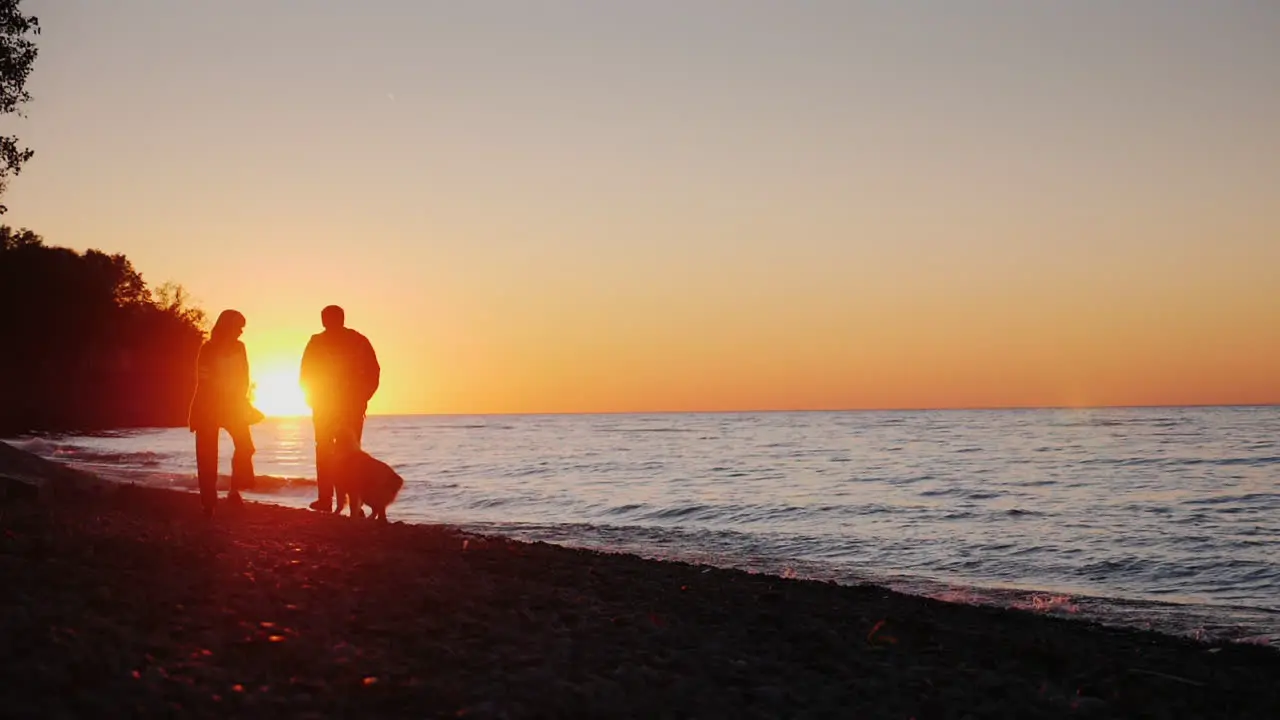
[4,0,1279,415]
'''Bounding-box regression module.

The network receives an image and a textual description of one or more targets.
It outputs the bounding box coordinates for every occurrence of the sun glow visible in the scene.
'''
[251,367,311,418]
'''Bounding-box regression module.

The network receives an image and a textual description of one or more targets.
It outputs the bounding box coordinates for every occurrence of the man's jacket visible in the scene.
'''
[300,328,380,416]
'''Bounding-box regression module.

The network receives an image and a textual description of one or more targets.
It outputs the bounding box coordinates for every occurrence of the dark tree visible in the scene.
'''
[0,227,209,435]
[0,0,39,213]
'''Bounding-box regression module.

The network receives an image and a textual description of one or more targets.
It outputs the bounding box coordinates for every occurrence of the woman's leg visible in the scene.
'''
[194,427,219,513]
[226,423,256,501]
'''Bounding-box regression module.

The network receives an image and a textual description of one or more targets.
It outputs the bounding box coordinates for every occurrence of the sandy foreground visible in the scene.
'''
[1,443,1278,719]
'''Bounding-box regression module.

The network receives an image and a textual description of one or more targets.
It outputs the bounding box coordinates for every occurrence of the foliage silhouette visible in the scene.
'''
[0,226,208,435]
[0,0,39,213]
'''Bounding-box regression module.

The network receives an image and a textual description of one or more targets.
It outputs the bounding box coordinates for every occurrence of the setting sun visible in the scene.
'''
[9,2,1280,415]
[251,367,311,418]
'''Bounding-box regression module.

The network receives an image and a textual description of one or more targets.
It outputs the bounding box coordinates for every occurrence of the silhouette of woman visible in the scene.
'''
[188,309,262,516]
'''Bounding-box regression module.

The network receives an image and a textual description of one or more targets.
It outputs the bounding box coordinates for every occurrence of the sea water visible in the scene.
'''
[13,406,1279,645]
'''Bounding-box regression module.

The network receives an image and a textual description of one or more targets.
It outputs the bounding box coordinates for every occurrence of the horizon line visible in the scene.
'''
[265,401,1280,420]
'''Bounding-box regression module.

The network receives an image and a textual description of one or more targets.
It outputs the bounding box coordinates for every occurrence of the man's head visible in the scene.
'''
[321,305,345,330]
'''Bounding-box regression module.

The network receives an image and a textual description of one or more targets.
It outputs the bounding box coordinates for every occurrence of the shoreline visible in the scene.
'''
[9,403,1279,431]
[462,521,1280,648]
[3,444,1280,717]
[8,436,1280,649]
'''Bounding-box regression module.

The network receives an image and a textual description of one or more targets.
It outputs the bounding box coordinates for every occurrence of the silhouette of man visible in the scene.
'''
[300,305,380,513]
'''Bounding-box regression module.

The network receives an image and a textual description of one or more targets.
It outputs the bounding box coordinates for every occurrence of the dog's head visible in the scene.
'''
[333,427,363,458]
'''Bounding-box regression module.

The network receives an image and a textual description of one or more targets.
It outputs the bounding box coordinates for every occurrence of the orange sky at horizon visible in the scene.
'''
[6,1,1279,415]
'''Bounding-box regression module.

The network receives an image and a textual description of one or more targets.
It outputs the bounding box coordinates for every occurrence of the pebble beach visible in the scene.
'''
[2,442,1278,718]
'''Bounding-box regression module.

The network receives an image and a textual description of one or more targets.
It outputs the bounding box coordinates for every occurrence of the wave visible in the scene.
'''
[1084,456,1280,468]
[1053,417,1191,429]
[55,448,168,468]
[8,439,171,468]
[640,504,717,521]
[602,427,696,433]
[1184,493,1279,507]
[66,465,314,494]
[918,487,1003,501]
[586,501,891,526]
[452,519,1279,645]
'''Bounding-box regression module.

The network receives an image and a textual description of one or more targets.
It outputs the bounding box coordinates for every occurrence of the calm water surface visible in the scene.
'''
[16,407,1280,644]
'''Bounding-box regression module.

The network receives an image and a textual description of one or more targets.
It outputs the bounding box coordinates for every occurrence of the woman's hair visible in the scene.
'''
[210,309,246,340]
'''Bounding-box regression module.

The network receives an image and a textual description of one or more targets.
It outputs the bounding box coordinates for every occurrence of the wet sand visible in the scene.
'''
[1,449,1278,718]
